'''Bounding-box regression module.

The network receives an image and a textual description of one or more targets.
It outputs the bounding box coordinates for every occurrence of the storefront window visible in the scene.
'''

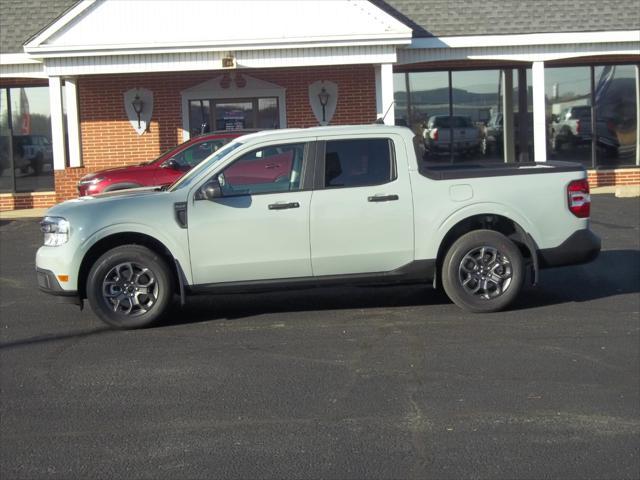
[0,86,54,193]
[189,97,279,135]
[546,66,592,167]
[594,65,637,166]
[452,70,499,162]
[395,69,533,165]
[547,65,638,168]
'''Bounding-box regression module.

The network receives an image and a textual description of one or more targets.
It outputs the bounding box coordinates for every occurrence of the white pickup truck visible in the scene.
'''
[36,125,600,328]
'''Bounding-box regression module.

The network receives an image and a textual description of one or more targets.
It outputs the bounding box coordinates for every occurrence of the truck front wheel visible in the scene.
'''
[86,245,174,328]
[442,230,524,313]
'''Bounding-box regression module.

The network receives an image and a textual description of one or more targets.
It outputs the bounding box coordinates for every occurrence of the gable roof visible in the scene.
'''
[373,0,640,37]
[0,0,78,54]
[24,0,411,56]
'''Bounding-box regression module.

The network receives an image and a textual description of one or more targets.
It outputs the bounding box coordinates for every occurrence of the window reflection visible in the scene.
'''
[594,65,637,166]
[0,86,54,193]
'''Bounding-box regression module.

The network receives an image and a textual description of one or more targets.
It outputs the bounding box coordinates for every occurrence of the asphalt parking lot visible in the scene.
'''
[1,194,639,480]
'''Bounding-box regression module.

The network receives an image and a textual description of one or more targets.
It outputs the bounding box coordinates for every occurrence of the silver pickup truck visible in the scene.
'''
[36,125,600,328]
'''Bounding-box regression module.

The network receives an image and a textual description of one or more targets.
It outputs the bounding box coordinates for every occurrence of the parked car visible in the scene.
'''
[550,106,624,158]
[423,115,481,157]
[482,112,534,158]
[77,130,254,196]
[36,125,600,329]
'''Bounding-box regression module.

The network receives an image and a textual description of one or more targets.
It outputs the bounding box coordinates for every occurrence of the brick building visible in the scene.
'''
[0,0,639,210]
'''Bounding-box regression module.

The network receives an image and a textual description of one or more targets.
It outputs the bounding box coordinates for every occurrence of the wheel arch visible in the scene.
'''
[434,213,539,288]
[77,232,185,300]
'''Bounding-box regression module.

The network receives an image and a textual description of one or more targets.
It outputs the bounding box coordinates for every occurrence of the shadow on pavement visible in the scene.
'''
[0,327,112,350]
[159,284,451,327]
[515,249,640,309]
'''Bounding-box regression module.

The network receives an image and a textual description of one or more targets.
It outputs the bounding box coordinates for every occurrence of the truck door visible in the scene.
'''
[309,136,414,276]
[188,142,313,285]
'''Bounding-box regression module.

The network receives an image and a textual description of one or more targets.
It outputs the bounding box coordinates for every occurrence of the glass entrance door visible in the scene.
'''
[188,97,280,136]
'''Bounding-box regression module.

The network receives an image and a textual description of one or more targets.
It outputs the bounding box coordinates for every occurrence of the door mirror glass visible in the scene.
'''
[198,179,222,200]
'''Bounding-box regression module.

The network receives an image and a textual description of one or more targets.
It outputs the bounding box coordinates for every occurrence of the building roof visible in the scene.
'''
[372,0,640,37]
[0,0,78,54]
[1,0,638,55]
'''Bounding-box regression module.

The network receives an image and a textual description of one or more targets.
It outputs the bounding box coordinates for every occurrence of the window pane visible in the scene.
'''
[215,101,253,130]
[257,98,279,129]
[324,139,393,188]
[220,143,305,195]
[594,65,637,167]
[189,100,210,136]
[546,66,592,168]
[10,87,54,192]
[393,73,408,127]
[452,70,498,163]
[0,89,12,192]
[407,72,449,163]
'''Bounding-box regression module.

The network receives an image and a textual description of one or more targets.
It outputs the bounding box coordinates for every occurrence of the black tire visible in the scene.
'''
[86,245,174,329]
[441,230,524,313]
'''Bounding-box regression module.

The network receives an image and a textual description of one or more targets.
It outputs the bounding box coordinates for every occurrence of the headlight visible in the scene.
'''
[40,216,70,246]
[78,176,105,186]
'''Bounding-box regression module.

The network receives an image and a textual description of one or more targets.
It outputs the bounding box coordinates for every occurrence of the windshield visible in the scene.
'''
[168,140,243,191]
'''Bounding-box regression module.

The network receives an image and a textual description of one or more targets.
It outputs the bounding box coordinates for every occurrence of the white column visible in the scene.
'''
[532,61,547,162]
[375,64,395,125]
[502,69,515,163]
[48,76,66,171]
[65,78,82,168]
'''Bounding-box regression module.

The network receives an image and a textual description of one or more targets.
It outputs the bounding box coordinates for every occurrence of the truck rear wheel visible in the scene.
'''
[86,245,174,328]
[442,230,524,313]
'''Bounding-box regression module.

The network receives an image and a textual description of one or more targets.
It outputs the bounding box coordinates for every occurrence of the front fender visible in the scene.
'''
[79,222,192,284]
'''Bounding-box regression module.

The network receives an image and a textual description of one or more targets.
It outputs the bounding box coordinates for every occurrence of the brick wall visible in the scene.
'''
[0,192,57,211]
[588,168,640,187]
[54,65,377,201]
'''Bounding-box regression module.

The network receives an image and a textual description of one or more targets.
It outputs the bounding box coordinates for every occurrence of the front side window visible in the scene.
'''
[218,143,305,195]
[324,139,395,188]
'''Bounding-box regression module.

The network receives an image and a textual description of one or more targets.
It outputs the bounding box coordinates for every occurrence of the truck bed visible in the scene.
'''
[418,161,585,181]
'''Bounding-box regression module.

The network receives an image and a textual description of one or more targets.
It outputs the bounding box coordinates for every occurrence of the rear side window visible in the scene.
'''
[324,138,395,188]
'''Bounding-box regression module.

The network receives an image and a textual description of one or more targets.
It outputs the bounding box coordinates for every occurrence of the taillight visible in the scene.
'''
[575,119,581,134]
[432,128,439,141]
[567,179,591,218]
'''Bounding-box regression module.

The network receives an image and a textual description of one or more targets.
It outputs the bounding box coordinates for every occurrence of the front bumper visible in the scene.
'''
[36,268,78,296]
[538,229,601,268]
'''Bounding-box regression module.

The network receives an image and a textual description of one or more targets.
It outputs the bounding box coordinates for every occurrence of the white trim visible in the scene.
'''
[24,0,97,49]
[0,63,46,78]
[0,54,41,65]
[375,64,394,125]
[48,77,66,171]
[65,78,82,168]
[27,36,412,58]
[531,62,547,162]
[410,30,640,49]
[41,46,398,77]
[399,43,640,65]
[180,74,287,141]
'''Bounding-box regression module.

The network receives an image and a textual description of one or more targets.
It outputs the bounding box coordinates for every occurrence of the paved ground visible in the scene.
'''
[1,195,639,480]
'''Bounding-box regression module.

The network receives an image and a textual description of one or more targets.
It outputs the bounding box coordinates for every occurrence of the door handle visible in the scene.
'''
[268,202,300,210]
[368,194,399,202]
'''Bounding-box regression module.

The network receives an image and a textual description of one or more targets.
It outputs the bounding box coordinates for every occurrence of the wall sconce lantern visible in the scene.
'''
[309,80,338,126]
[124,88,153,135]
[131,94,144,128]
[318,87,330,123]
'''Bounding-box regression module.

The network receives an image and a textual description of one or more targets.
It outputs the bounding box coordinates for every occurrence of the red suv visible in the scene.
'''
[77,131,252,196]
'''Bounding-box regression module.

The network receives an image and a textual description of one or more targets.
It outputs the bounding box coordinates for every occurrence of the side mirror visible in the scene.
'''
[198,179,222,200]
[162,158,180,169]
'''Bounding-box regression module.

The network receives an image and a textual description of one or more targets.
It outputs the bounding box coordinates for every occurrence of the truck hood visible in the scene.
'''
[46,186,165,218]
